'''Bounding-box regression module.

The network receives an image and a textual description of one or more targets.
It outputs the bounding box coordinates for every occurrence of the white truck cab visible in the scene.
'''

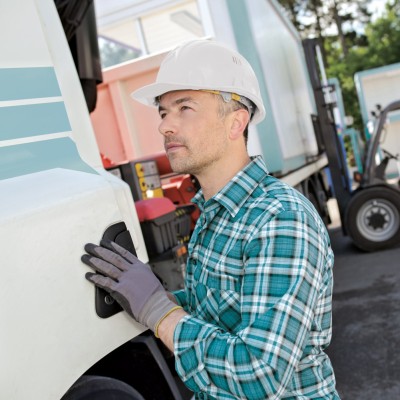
[0,1,161,399]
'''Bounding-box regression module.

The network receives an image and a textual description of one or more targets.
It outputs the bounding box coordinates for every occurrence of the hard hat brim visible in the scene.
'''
[131,82,266,125]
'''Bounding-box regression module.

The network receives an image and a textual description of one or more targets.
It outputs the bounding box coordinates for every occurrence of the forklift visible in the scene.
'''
[347,100,400,251]
[303,39,400,252]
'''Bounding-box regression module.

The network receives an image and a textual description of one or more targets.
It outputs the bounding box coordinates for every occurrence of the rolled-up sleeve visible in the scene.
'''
[172,289,189,310]
[173,209,333,399]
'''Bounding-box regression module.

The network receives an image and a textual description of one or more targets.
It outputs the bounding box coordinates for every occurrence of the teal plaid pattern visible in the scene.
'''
[173,156,339,399]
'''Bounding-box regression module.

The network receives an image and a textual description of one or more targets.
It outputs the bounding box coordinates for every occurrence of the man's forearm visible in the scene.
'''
[157,308,187,352]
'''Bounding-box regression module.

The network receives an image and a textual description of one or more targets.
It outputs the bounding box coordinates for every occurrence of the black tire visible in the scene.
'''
[308,191,330,225]
[305,176,330,225]
[61,375,146,400]
[345,186,400,251]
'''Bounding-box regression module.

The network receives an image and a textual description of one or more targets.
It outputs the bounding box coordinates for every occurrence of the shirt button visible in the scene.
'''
[190,257,197,266]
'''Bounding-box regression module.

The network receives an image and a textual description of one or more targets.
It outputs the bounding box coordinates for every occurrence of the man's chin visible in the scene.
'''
[170,164,187,175]
[168,158,192,175]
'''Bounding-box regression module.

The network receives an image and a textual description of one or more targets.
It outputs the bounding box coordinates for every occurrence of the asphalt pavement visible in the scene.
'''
[326,222,400,399]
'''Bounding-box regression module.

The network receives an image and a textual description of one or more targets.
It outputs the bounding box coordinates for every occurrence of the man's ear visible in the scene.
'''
[229,109,250,140]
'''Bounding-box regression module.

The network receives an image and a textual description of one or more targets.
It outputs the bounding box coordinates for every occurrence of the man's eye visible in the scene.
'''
[180,105,191,111]
[159,113,166,119]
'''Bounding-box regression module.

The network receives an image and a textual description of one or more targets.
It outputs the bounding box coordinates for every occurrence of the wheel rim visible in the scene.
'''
[356,198,400,241]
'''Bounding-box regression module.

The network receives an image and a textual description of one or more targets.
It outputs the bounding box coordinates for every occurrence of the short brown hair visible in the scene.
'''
[216,96,250,146]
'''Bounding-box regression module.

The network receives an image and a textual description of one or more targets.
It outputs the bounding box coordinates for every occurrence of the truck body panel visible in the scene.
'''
[91,53,165,164]
[1,1,147,398]
[1,169,146,399]
[230,0,319,173]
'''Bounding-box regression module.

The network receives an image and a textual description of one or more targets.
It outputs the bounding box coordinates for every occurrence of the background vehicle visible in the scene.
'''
[303,39,400,251]
[345,98,400,251]
[355,62,400,180]
[321,61,400,251]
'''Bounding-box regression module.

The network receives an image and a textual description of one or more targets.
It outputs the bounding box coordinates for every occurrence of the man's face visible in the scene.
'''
[158,90,230,176]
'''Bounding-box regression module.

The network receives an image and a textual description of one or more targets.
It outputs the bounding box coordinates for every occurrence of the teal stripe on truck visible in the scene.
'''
[0,102,71,139]
[0,67,61,101]
[226,0,283,173]
[0,138,96,180]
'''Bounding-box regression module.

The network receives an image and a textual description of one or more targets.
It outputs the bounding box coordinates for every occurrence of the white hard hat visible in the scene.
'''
[131,39,266,125]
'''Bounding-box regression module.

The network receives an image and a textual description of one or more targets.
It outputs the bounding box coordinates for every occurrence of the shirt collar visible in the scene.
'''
[192,156,269,217]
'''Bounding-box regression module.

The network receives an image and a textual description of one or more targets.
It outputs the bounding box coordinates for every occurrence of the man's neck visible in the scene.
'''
[197,154,250,201]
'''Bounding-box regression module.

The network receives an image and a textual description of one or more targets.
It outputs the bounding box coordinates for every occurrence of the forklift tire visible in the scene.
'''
[345,186,400,251]
[61,375,146,400]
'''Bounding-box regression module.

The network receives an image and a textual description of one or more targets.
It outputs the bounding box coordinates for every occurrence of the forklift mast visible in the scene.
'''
[302,38,352,229]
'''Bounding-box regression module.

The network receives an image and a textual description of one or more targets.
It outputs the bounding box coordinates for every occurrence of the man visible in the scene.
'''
[82,39,340,399]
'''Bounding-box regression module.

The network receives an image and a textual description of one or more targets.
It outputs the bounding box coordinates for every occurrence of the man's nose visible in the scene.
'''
[158,115,177,137]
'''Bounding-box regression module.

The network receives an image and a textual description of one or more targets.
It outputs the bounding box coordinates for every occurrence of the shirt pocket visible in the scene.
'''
[193,266,242,332]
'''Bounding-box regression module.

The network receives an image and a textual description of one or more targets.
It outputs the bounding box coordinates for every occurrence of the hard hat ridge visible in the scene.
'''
[131,39,266,124]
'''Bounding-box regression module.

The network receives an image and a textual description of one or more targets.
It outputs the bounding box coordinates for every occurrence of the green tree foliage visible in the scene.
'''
[362,1,400,67]
[278,0,304,31]
[280,0,371,57]
[279,0,400,131]
[326,1,400,130]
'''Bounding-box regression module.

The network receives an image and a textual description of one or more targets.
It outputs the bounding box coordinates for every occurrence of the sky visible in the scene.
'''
[368,0,390,20]
[300,0,392,36]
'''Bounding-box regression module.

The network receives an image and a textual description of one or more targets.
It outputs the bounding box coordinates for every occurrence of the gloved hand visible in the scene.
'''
[82,240,181,335]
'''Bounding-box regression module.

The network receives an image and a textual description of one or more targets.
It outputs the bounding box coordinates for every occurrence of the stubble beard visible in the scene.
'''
[167,149,200,176]
[165,138,204,176]
[167,145,225,179]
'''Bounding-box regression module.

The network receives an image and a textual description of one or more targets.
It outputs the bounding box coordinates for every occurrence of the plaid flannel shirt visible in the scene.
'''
[173,156,339,400]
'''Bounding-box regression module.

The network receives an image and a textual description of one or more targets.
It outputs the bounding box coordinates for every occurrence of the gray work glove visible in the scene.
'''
[82,240,180,334]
